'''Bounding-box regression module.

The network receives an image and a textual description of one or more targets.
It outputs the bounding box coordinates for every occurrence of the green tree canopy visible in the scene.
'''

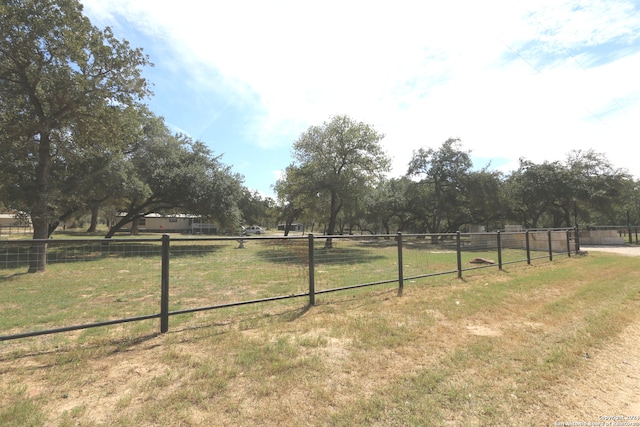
[105,124,244,238]
[565,149,630,226]
[503,150,631,228]
[364,177,413,235]
[0,0,151,271]
[407,138,473,233]
[281,115,390,246]
[237,189,276,230]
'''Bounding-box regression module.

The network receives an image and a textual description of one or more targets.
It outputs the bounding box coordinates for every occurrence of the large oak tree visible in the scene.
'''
[407,138,473,233]
[279,115,390,247]
[104,124,244,239]
[0,0,151,271]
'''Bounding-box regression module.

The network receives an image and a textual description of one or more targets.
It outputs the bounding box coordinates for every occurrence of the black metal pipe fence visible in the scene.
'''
[0,228,578,341]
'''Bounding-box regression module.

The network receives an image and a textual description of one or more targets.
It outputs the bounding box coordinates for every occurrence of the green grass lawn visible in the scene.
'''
[1,235,541,338]
[1,239,636,425]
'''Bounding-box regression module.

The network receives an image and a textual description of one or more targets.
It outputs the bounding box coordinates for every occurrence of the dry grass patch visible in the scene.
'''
[2,252,640,426]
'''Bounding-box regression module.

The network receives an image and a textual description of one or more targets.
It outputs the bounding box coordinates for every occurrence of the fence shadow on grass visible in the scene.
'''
[0,272,29,282]
[0,332,161,364]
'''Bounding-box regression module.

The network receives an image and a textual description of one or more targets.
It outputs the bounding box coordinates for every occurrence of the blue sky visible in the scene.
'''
[80,0,640,198]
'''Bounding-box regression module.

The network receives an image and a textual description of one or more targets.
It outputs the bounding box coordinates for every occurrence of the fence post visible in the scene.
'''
[548,230,553,262]
[526,230,531,265]
[497,231,503,271]
[566,230,571,257]
[308,233,315,306]
[397,232,404,297]
[160,234,170,334]
[456,231,462,279]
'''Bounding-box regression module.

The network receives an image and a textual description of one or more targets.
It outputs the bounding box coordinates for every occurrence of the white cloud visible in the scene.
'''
[81,0,640,180]
[523,0,640,51]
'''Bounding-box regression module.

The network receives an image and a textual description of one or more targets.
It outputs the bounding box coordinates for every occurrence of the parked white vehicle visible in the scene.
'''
[243,226,264,235]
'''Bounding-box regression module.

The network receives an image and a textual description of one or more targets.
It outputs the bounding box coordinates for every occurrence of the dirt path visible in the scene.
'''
[553,319,640,422]
[552,245,640,424]
[580,245,640,257]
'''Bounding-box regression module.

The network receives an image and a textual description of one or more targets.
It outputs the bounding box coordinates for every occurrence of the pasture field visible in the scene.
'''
[1,236,637,426]
[0,234,532,337]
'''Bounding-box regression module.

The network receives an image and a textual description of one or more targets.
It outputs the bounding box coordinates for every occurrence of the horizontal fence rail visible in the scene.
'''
[1,229,578,341]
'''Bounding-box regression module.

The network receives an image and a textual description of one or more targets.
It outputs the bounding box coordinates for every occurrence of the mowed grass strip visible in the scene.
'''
[1,246,637,426]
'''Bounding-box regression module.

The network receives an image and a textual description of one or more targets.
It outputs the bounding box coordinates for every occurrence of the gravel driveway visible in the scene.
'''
[580,244,640,257]
[554,243,640,419]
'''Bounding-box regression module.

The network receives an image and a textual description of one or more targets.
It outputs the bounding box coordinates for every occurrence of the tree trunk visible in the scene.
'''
[284,216,294,236]
[48,208,78,237]
[131,217,140,235]
[382,220,390,237]
[29,132,52,273]
[105,212,137,238]
[324,191,341,249]
[87,205,99,232]
[29,218,48,273]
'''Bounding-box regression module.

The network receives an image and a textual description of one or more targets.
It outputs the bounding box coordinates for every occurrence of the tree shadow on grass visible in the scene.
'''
[254,245,387,266]
[0,242,227,271]
[401,240,458,251]
[351,237,460,251]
